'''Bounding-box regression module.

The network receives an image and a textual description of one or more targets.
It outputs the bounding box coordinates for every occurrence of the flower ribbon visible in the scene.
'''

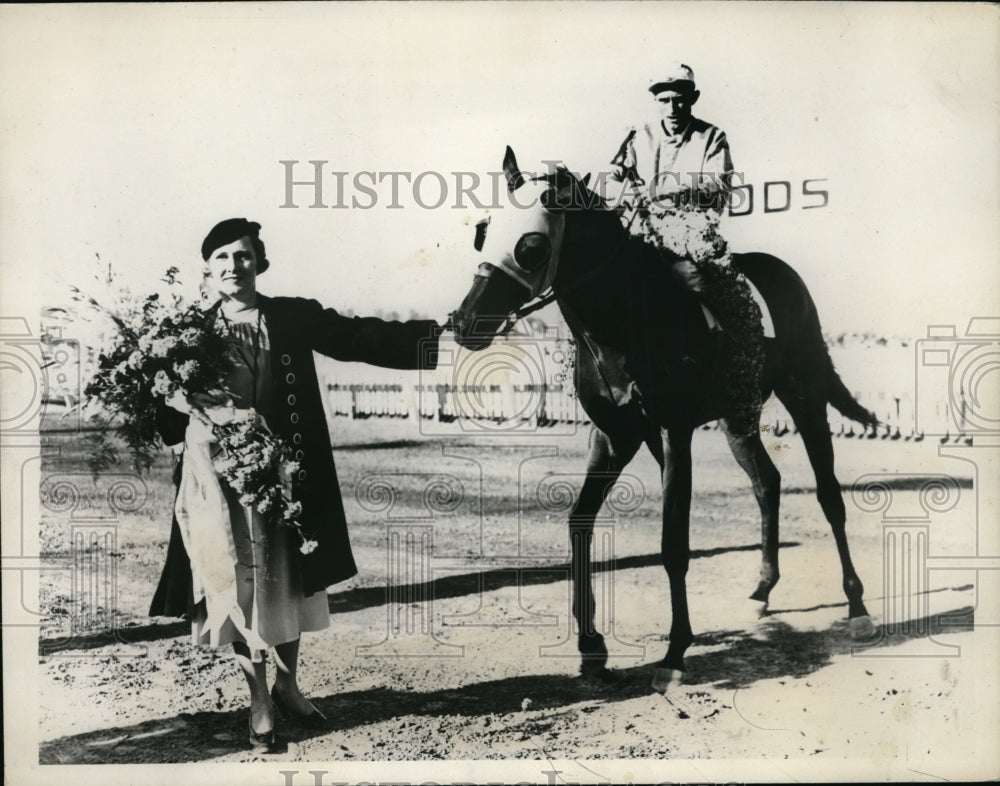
[174,417,269,661]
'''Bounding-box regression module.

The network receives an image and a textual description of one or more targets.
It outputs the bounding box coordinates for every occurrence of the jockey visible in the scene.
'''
[599,63,765,437]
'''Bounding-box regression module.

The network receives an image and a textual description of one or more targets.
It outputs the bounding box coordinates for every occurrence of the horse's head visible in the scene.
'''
[451,147,597,351]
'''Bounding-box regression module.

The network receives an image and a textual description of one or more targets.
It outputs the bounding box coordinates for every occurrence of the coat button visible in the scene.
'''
[286,373,296,384]
[297,470,307,481]
[294,450,304,460]
[293,433,302,444]
[281,354,292,366]
[290,413,300,424]
[287,394,296,406]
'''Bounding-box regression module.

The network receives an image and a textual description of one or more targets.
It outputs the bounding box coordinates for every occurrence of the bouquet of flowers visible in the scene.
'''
[72,264,317,552]
[213,410,316,554]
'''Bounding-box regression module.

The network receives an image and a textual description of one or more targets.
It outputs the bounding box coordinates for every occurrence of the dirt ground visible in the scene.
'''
[34,415,1000,781]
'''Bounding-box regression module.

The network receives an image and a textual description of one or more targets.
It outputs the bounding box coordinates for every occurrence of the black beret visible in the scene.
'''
[200,218,270,274]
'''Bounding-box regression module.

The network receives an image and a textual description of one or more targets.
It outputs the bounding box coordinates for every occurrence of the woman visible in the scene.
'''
[152,217,444,752]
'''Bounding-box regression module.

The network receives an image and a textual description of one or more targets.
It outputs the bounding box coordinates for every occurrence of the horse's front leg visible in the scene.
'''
[652,425,696,694]
[570,425,641,678]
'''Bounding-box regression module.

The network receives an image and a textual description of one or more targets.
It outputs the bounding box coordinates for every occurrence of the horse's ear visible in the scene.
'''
[503,146,526,193]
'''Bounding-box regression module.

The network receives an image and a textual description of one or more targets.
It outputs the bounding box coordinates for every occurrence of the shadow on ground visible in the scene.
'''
[41,541,800,655]
[39,605,973,764]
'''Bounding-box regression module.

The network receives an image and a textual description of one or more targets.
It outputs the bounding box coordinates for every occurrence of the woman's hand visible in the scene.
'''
[191,391,230,410]
[165,390,194,414]
[204,404,237,426]
[166,389,237,436]
[185,414,216,444]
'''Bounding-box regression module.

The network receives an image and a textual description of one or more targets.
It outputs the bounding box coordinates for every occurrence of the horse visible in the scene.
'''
[448,147,879,694]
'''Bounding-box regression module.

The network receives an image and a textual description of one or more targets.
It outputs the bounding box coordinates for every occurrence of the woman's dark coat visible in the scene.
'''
[149,295,440,617]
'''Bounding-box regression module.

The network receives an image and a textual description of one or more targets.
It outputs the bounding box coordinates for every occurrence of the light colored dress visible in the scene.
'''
[188,307,329,653]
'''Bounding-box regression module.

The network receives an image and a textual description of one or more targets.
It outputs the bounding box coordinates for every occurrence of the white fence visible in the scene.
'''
[327,383,582,428]
[325,381,968,440]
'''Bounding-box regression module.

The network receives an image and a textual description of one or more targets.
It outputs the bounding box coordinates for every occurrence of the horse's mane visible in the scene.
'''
[539,167,682,276]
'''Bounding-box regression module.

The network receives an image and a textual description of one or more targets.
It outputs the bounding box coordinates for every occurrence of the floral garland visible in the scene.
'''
[71,266,317,553]
[623,188,766,437]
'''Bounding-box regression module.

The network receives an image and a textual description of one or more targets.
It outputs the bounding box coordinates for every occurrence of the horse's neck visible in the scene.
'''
[555,268,630,351]
[555,218,716,411]
[556,222,624,336]
[555,223,689,347]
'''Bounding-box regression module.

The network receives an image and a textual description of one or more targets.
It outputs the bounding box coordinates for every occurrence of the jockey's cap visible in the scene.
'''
[650,62,696,95]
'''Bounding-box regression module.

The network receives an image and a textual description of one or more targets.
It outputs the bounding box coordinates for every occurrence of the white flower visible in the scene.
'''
[174,360,198,382]
[283,500,303,520]
[231,408,254,424]
[299,539,318,555]
[152,370,172,396]
[206,405,236,426]
[149,336,178,358]
[127,350,144,369]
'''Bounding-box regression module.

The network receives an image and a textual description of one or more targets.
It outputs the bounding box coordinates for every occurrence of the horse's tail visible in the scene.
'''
[786,260,879,428]
[739,251,880,428]
[826,359,880,427]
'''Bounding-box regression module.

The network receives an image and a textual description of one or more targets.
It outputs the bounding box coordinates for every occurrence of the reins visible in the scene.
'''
[499,288,557,337]
[498,253,614,337]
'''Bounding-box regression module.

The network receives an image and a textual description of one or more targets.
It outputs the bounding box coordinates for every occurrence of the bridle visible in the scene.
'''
[478,179,632,338]
[501,284,559,337]
[497,260,613,338]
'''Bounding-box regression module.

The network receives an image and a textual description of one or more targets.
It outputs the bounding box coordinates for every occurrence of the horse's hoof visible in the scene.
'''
[579,655,610,681]
[578,634,609,677]
[849,614,877,640]
[744,598,769,621]
[580,666,623,687]
[653,668,694,717]
[652,667,684,696]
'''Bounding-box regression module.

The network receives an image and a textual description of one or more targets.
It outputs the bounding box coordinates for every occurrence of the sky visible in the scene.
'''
[1,2,998,341]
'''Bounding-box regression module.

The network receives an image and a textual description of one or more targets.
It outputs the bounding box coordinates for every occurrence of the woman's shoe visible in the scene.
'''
[248,715,276,754]
[271,686,328,729]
